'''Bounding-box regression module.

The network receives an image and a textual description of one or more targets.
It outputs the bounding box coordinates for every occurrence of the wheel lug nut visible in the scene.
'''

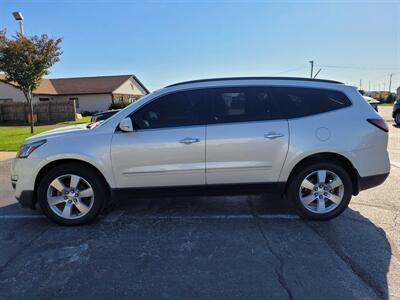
[324,192,328,196]
[64,196,68,200]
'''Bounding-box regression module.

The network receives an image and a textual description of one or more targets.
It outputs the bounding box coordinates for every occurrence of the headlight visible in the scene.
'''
[17,140,46,159]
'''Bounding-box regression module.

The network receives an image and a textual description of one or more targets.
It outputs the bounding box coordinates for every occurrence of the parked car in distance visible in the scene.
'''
[393,97,400,125]
[363,96,380,112]
[11,77,390,225]
[90,109,121,122]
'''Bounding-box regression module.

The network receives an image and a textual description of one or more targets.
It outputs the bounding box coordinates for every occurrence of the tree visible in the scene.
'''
[0,31,62,133]
[386,93,395,104]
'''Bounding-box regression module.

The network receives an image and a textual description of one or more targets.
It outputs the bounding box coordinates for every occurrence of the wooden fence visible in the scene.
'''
[0,100,76,123]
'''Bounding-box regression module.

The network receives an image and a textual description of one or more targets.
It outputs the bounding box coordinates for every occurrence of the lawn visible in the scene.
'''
[0,127,54,151]
[0,117,93,151]
[59,116,92,125]
[0,117,92,151]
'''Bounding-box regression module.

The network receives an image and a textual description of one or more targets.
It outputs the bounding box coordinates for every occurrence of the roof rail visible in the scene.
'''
[166,77,343,88]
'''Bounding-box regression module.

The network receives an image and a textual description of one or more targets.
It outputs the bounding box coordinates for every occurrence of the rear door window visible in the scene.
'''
[272,87,351,118]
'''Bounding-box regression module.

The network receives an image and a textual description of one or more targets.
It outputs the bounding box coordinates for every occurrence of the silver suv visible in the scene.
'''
[11,77,390,225]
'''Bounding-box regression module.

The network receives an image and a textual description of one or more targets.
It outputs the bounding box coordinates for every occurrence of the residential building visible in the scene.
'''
[0,74,149,113]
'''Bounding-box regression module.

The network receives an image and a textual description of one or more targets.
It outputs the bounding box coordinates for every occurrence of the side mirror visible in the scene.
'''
[119,117,134,132]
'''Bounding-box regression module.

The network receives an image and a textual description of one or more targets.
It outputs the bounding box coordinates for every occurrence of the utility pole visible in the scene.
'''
[309,60,314,78]
[368,81,371,91]
[12,12,24,36]
[359,79,362,90]
[389,73,393,93]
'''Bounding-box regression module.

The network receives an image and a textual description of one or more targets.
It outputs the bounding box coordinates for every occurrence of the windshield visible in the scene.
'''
[95,93,154,127]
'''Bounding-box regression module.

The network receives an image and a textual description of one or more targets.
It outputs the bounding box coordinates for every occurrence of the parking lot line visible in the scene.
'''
[0,214,46,219]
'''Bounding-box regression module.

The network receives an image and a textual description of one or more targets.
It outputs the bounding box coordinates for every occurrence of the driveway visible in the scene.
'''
[0,106,399,299]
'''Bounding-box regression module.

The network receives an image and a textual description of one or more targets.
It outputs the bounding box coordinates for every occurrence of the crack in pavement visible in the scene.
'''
[351,201,400,212]
[305,223,383,299]
[247,198,294,300]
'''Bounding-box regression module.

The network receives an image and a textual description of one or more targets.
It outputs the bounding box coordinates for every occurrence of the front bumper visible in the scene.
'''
[11,157,44,209]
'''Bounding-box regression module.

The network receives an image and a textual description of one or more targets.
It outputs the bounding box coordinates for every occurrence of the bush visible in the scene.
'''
[386,94,395,104]
[109,102,131,110]
[81,111,98,116]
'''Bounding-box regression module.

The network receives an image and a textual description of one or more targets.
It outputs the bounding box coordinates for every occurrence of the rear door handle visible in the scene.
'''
[179,137,200,145]
[264,132,285,139]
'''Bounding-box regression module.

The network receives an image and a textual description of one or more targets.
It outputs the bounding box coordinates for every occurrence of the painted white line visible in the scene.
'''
[259,214,300,220]
[0,214,45,219]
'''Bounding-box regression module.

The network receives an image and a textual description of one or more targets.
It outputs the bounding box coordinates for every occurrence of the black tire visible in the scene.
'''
[395,112,400,126]
[37,163,108,225]
[287,161,352,221]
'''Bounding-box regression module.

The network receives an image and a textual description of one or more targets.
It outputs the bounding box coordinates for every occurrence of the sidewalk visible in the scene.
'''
[0,152,16,161]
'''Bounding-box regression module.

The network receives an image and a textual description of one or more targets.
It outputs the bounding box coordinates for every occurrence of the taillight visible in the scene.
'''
[367,118,388,132]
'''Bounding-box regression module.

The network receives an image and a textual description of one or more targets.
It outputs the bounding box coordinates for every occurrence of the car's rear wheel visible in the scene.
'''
[395,112,400,125]
[37,163,107,225]
[287,162,352,220]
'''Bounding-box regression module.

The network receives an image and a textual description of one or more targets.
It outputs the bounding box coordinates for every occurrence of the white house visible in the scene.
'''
[0,74,149,113]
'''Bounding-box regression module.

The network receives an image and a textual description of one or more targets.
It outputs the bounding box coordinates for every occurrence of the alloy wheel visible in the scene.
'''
[298,170,344,214]
[47,174,94,219]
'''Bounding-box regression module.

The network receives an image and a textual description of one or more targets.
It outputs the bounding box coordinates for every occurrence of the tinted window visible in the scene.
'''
[272,87,351,118]
[208,87,280,124]
[132,90,204,129]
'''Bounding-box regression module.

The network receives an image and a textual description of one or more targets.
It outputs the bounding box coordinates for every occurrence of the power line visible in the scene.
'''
[319,65,400,71]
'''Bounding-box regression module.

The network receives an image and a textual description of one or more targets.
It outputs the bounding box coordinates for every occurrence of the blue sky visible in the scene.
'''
[1,0,399,91]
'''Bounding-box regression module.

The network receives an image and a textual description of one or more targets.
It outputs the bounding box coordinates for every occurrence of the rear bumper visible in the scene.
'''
[358,172,389,192]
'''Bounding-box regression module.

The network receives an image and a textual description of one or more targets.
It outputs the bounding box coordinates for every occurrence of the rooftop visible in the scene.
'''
[0,74,149,95]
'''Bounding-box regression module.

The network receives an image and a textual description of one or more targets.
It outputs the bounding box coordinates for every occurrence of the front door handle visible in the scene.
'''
[179,137,200,145]
[264,132,285,139]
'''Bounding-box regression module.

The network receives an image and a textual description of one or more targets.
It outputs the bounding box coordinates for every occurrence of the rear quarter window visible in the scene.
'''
[272,87,351,118]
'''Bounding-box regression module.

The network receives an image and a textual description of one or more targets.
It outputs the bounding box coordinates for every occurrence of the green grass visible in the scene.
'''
[0,117,93,151]
[378,103,394,106]
[0,127,54,151]
[0,116,93,151]
[59,116,92,125]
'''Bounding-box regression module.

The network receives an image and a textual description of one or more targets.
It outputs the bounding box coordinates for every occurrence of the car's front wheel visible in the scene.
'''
[37,163,107,225]
[287,162,352,220]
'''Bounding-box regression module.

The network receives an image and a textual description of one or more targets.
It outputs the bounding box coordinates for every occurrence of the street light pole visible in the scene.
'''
[12,12,24,36]
[309,60,314,78]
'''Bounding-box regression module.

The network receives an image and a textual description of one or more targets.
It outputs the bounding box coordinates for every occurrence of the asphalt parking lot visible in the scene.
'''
[0,107,399,299]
